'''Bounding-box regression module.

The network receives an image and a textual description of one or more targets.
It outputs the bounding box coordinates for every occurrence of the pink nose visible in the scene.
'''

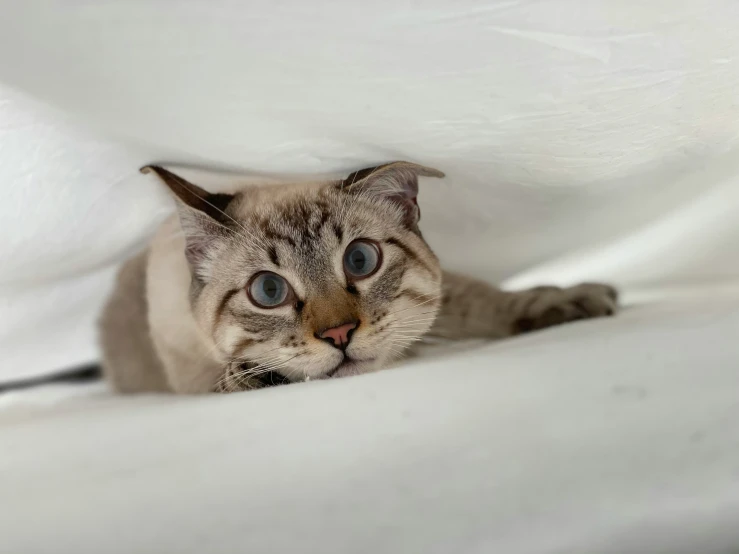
[318,322,358,350]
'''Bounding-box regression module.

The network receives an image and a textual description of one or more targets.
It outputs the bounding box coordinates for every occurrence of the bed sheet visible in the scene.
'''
[2,292,738,554]
[2,0,739,381]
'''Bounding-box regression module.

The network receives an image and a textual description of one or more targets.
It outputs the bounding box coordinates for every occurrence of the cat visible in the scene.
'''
[99,162,618,394]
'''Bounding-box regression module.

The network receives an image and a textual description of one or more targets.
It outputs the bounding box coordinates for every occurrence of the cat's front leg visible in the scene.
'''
[428,271,618,340]
[504,282,618,335]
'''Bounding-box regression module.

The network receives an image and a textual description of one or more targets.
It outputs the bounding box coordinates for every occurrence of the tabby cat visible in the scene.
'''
[100,162,618,394]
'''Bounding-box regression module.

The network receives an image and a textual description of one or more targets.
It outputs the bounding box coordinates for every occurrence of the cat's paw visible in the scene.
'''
[512,283,618,334]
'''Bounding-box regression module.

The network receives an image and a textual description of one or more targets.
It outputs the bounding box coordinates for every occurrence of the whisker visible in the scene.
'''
[385,296,442,319]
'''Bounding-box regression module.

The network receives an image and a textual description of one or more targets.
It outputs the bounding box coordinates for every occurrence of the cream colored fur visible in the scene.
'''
[100,163,617,394]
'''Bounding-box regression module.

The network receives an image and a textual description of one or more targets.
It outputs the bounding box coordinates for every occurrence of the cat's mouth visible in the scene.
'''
[253,370,291,387]
[325,358,352,379]
[325,356,373,379]
[250,356,374,388]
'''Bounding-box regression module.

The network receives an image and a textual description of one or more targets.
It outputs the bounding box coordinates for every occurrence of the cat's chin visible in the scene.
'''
[326,358,376,379]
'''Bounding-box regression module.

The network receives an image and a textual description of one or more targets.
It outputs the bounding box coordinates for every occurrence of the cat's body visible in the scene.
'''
[100,163,617,394]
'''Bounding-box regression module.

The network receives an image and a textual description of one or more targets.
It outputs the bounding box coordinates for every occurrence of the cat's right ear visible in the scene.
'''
[141,165,235,277]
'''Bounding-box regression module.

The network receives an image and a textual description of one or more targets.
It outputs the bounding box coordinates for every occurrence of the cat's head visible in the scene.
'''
[144,162,445,391]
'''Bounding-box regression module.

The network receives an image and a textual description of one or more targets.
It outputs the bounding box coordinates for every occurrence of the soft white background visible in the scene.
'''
[2,0,739,380]
[1,1,739,553]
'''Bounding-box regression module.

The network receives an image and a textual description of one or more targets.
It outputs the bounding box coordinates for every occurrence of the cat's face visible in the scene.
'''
[146,163,444,391]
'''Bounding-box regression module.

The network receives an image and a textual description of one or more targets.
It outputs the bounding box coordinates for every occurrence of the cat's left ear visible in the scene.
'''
[339,161,444,226]
[141,165,235,277]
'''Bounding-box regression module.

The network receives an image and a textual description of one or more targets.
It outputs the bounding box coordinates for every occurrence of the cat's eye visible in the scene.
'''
[247,272,292,308]
[343,240,382,279]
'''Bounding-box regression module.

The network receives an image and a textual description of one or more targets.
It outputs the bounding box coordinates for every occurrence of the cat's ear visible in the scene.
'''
[339,161,444,226]
[141,165,235,276]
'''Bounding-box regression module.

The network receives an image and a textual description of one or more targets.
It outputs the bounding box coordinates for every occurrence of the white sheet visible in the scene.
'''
[0,87,172,382]
[2,293,739,554]
[2,0,739,381]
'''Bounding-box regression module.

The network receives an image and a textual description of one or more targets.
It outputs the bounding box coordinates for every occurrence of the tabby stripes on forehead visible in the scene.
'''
[263,225,296,247]
[315,211,330,234]
[268,245,279,266]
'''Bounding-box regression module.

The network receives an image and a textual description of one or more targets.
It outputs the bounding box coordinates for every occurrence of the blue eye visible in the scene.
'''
[248,272,291,308]
[343,240,381,278]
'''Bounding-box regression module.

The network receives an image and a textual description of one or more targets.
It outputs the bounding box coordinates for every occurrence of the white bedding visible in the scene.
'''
[3,293,739,553]
[1,0,739,552]
[2,0,739,380]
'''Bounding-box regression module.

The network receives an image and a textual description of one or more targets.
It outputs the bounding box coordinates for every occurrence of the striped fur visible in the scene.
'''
[100,162,618,394]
